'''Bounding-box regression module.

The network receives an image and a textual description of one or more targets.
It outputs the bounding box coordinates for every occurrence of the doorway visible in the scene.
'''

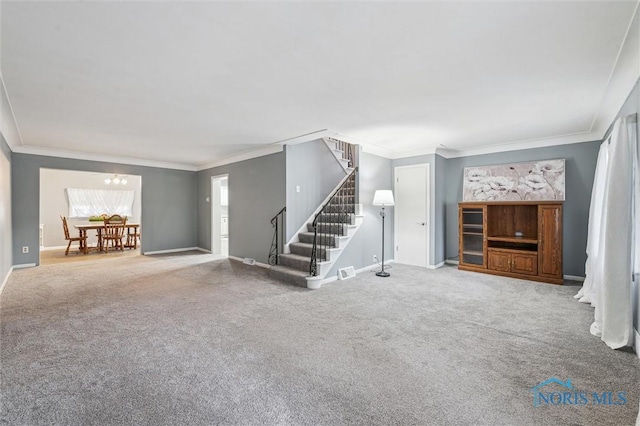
[211,175,229,257]
[39,168,142,265]
[394,164,430,267]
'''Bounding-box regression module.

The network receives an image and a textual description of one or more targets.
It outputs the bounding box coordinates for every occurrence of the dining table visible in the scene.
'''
[74,221,141,251]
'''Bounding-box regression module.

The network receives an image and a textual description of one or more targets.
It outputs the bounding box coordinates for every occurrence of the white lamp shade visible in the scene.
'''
[373,190,395,206]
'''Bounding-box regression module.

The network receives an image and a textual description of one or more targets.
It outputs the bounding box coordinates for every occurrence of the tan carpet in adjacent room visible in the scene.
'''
[39,247,140,266]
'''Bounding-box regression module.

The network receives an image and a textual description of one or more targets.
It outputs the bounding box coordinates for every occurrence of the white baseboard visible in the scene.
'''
[634,328,640,359]
[445,259,459,265]
[563,275,586,282]
[13,263,36,269]
[228,255,271,269]
[144,247,201,255]
[196,247,212,253]
[355,259,395,274]
[0,267,14,298]
[40,245,68,251]
[355,263,380,274]
[359,259,442,271]
[306,260,397,290]
[428,261,445,269]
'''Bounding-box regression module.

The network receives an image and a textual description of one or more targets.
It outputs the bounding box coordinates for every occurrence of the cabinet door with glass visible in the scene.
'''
[459,204,487,268]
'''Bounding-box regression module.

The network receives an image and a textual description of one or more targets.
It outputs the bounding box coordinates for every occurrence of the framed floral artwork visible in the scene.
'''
[463,159,565,201]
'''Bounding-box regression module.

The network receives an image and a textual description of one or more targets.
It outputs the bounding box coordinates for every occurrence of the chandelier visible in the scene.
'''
[104,175,128,185]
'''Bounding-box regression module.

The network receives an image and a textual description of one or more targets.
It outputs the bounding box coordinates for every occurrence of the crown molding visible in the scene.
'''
[12,145,197,171]
[272,129,330,146]
[588,2,640,137]
[196,144,284,171]
[388,145,439,160]
[196,128,395,170]
[360,142,393,159]
[0,72,24,150]
[428,131,603,160]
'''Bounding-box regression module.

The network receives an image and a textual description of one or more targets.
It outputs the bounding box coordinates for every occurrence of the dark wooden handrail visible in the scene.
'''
[269,206,286,265]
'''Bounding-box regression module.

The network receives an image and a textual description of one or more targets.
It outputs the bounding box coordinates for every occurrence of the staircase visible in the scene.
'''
[268,139,362,289]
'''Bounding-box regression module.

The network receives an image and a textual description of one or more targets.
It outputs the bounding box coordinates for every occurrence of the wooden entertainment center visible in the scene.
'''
[458,201,563,284]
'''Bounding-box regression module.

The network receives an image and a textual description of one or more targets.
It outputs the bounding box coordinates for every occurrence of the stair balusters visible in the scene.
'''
[310,167,358,276]
[269,206,286,265]
[328,137,356,168]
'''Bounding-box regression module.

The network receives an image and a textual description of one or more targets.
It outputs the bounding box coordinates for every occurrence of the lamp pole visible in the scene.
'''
[376,207,390,277]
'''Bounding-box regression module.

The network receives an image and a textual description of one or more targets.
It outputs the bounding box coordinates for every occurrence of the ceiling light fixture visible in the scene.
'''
[104,174,127,185]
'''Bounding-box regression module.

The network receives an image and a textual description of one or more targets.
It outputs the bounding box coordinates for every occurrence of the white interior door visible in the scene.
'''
[211,175,229,257]
[394,164,429,267]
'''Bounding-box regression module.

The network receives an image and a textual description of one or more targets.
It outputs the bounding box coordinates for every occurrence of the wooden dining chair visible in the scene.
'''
[61,216,87,255]
[93,213,110,250]
[102,215,127,252]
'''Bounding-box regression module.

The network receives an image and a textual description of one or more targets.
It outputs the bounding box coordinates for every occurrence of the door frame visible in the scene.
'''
[211,174,229,257]
[393,163,431,267]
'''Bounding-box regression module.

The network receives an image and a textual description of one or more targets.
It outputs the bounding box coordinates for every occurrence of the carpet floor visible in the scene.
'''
[40,247,140,266]
[1,252,638,425]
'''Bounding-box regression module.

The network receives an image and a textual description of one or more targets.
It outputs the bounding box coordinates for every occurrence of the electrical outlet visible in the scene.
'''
[22,246,29,253]
[373,255,378,262]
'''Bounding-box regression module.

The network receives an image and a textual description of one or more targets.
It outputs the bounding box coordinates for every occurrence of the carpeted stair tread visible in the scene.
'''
[323,205,355,213]
[279,253,311,261]
[290,241,334,249]
[318,212,354,223]
[278,253,314,272]
[289,242,328,258]
[298,232,339,246]
[306,222,348,234]
[267,265,308,287]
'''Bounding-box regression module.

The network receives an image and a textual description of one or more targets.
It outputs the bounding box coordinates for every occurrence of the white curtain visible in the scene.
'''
[578,114,638,349]
[67,188,135,218]
[575,141,608,306]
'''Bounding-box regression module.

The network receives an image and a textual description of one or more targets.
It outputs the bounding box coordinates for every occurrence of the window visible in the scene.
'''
[67,188,134,218]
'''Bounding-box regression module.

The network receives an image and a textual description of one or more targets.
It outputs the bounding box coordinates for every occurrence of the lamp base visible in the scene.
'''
[375,271,391,277]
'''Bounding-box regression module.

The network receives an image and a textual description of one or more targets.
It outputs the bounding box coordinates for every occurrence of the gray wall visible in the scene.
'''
[196,152,286,265]
[285,140,345,240]
[443,141,602,277]
[392,154,445,266]
[434,154,447,265]
[0,134,12,282]
[12,154,197,265]
[327,150,393,277]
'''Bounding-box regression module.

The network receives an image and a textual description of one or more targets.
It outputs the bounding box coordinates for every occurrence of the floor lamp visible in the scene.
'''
[373,190,395,277]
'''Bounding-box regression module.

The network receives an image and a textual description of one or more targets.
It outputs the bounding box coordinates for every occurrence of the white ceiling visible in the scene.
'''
[1,1,639,170]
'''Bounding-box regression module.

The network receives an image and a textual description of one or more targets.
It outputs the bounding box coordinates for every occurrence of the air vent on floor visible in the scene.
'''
[338,266,356,280]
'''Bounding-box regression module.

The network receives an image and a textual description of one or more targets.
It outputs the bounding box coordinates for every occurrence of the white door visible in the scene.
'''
[394,164,429,267]
[211,175,229,257]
